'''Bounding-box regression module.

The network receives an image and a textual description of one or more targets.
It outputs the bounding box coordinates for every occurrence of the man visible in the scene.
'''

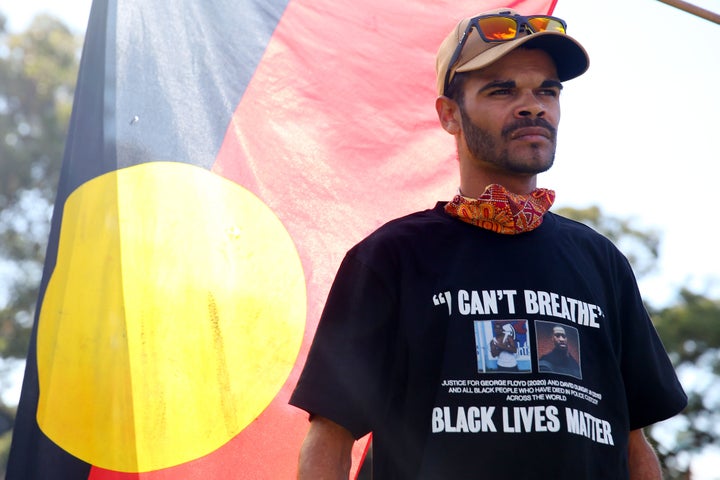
[490,322,519,372]
[538,324,581,378]
[290,8,687,479]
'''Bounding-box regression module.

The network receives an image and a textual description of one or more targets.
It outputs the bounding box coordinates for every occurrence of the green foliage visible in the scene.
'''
[558,205,720,479]
[0,403,14,473]
[0,13,79,361]
[1,14,77,207]
[0,12,81,474]
[654,290,720,364]
[651,291,720,478]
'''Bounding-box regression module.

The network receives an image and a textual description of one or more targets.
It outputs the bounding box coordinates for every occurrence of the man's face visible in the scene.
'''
[457,48,561,177]
[552,326,568,351]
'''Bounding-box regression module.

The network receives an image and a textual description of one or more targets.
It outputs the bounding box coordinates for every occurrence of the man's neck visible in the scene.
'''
[459,177,538,198]
[458,161,538,197]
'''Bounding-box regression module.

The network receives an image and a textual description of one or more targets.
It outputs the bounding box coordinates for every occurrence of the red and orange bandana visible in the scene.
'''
[445,184,555,234]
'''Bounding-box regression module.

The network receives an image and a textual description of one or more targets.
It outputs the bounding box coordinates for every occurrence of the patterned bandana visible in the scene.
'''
[444,184,555,234]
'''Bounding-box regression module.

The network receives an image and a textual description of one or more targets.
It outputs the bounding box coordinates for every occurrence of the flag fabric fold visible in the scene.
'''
[7,0,555,478]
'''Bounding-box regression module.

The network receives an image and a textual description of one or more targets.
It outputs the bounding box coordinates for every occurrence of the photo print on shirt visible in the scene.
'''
[474,320,531,374]
[535,320,583,380]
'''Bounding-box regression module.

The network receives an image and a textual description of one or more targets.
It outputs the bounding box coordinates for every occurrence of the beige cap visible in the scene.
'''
[436,8,590,96]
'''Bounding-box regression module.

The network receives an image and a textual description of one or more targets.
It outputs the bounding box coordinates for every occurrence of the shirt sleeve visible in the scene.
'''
[289,250,398,439]
[616,257,687,430]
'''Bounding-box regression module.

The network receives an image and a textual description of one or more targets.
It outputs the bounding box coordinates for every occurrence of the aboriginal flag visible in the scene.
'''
[7,0,556,478]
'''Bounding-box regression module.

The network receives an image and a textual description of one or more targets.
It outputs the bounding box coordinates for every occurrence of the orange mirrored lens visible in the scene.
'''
[477,17,518,40]
[527,17,566,33]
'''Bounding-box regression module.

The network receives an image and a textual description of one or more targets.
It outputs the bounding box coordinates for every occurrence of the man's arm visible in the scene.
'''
[490,339,500,357]
[298,415,355,480]
[628,428,662,480]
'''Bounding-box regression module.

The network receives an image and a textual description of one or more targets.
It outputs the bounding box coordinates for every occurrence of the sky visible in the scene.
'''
[1,0,719,476]
[550,0,720,309]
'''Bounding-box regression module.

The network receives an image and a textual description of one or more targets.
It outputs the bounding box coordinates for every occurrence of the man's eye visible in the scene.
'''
[490,89,512,96]
[539,89,560,97]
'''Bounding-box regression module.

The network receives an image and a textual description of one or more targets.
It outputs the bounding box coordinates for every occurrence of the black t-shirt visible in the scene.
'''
[290,203,687,479]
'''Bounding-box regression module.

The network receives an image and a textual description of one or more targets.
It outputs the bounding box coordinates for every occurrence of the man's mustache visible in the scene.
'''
[502,118,557,139]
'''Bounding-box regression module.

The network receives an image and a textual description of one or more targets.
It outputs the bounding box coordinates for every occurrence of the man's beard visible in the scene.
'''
[460,108,557,175]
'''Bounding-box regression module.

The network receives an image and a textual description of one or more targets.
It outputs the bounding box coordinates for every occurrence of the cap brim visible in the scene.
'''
[455,31,589,82]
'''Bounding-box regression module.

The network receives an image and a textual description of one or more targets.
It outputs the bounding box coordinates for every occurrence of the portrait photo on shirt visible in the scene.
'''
[473,320,531,374]
[535,321,582,380]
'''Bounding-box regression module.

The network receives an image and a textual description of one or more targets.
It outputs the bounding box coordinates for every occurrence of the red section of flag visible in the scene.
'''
[210,0,556,478]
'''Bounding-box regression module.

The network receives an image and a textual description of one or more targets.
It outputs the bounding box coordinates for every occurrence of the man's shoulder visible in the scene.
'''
[344,203,455,263]
[548,211,601,235]
[546,212,619,247]
[364,202,453,241]
[538,350,556,362]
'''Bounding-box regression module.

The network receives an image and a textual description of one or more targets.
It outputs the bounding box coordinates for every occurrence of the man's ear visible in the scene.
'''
[435,96,462,135]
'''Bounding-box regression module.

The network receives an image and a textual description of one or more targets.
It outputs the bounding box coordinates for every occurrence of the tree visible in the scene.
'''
[0,12,80,473]
[557,206,720,480]
[651,291,720,479]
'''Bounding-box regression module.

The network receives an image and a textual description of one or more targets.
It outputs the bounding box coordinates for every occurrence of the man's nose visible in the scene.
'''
[514,91,546,118]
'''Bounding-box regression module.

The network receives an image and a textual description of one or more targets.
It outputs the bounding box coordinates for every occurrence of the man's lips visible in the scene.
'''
[509,126,552,140]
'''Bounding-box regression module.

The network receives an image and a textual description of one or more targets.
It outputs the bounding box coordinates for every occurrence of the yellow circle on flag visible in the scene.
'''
[36,162,306,472]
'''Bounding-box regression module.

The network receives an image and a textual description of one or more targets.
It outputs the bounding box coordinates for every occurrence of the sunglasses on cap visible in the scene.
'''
[442,14,568,96]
